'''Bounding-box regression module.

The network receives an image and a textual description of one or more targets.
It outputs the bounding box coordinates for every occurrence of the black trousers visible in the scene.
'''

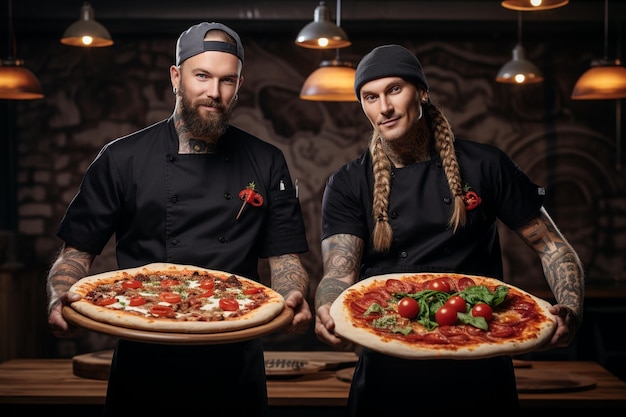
[346,349,519,416]
[103,338,269,416]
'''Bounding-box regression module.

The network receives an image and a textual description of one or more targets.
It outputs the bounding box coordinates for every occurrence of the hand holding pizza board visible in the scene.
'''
[330,273,557,360]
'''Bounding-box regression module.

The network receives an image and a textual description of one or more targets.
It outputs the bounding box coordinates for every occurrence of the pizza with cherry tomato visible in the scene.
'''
[330,273,557,359]
[68,263,285,333]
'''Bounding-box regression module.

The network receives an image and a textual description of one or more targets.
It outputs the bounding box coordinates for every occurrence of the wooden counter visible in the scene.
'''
[1,357,625,412]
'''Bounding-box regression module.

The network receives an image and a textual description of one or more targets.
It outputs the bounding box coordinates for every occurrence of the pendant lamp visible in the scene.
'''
[298,0,357,101]
[295,1,351,49]
[571,0,626,100]
[300,55,356,101]
[501,0,569,11]
[571,0,626,171]
[496,11,543,84]
[0,0,44,100]
[61,2,113,47]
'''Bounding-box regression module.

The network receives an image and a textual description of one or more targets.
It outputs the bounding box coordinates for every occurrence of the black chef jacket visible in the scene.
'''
[57,116,308,279]
[321,138,546,413]
[56,116,308,415]
[322,138,545,280]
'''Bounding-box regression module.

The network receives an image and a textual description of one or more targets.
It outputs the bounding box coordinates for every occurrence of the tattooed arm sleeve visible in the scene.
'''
[46,244,95,314]
[515,207,585,322]
[315,234,364,311]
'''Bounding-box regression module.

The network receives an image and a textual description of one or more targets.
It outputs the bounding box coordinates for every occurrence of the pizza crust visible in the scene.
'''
[69,263,285,334]
[330,273,557,360]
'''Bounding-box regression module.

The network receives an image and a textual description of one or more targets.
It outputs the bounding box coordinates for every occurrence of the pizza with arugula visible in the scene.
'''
[330,272,557,359]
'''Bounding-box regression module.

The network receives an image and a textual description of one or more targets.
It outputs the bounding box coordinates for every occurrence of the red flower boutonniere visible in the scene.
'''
[462,183,482,211]
[236,181,264,220]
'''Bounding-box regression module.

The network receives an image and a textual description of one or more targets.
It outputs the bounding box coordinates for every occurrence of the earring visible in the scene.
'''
[234,94,239,101]
[173,87,177,95]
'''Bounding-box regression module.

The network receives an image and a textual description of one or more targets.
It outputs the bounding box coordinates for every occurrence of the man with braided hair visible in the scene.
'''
[314,44,584,414]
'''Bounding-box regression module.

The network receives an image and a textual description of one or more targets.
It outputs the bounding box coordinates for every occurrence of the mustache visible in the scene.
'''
[196,99,226,112]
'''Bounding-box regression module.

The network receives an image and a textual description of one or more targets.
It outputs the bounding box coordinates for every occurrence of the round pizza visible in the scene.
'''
[68,263,285,334]
[330,272,557,360]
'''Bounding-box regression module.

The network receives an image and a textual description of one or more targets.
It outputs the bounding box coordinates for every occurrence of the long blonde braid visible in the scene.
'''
[369,131,394,252]
[369,103,466,253]
[428,103,466,232]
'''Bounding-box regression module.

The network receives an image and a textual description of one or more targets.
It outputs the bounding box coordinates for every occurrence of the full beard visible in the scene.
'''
[179,94,235,142]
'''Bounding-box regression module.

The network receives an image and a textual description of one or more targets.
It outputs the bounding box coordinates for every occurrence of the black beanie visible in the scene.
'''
[354,44,429,101]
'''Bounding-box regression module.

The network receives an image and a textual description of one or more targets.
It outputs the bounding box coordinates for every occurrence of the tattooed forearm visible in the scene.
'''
[268,253,310,299]
[47,246,95,310]
[315,234,364,310]
[516,209,585,318]
[543,251,584,316]
[321,234,364,280]
[315,279,350,310]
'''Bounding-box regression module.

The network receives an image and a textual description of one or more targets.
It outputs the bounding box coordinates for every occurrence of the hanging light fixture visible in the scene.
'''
[496,11,543,84]
[571,0,626,172]
[295,1,351,49]
[0,0,44,100]
[298,0,356,101]
[571,0,626,100]
[300,54,356,101]
[60,2,113,47]
[501,0,569,11]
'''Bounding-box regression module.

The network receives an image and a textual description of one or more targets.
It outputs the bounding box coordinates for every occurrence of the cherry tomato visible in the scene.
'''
[457,277,476,291]
[122,280,142,290]
[161,279,179,287]
[95,297,117,306]
[129,295,147,306]
[198,289,214,298]
[397,297,420,319]
[435,305,458,326]
[471,303,493,322]
[159,292,182,303]
[199,279,215,289]
[426,279,451,293]
[243,287,263,295]
[219,298,240,311]
[149,305,175,317]
[445,295,467,313]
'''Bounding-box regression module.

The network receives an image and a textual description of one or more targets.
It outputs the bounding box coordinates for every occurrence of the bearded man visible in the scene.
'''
[46,22,311,416]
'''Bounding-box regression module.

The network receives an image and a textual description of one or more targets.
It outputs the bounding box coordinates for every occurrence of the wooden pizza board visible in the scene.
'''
[514,368,597,393]
[73,349,359,380]
[63,305,293,344]
[264,350,358,377]
[73,350,114,380]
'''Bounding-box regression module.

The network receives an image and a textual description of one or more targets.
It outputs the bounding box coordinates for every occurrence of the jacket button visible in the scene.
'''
[390,211,398,219]
[224,193,232,200]
[170,195,178,203]
[400,251,408,258]
[443,197,451,204]
[218,236,226,243]
[170,239,179,246]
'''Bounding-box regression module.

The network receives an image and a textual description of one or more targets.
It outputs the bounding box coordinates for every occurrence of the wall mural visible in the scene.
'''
[9,31,625,353]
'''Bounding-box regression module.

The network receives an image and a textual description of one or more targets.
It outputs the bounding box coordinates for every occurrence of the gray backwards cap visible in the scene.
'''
[354,44,428,101]
[176,22,244,65]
